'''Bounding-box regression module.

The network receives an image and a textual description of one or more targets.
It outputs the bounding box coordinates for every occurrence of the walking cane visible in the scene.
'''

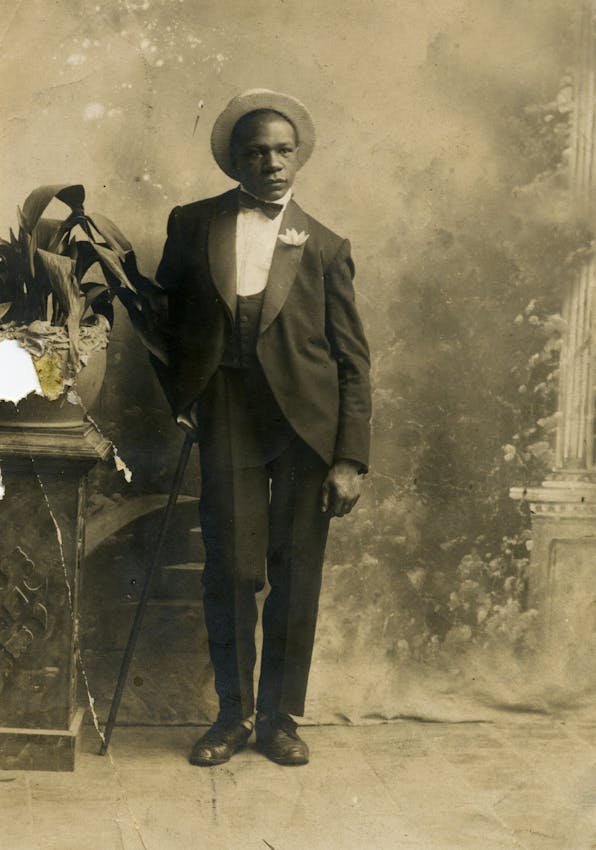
[99,432,195,755]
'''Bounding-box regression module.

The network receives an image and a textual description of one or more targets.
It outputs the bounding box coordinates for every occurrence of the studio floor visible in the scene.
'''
[2,717,596,850]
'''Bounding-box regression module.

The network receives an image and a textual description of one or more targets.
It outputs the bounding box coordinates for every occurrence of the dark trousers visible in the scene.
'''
[196,367,331,721]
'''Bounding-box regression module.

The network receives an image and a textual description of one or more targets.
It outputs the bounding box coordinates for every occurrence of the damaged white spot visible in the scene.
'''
[83,102,106,121]
[66,53,87,66]
[0,339,43,403]
[0,467,4,500]
[114,449,133,483]
[85,413,134,486]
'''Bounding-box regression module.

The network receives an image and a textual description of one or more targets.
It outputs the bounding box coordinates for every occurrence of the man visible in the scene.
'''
[155,89,371,766]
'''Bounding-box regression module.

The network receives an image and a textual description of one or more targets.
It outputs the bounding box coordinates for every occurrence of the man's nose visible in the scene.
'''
[263,151,283,172]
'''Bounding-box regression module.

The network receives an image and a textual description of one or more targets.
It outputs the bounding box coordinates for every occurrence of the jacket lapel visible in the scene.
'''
[259,199,308,335]
[207,192,238,320]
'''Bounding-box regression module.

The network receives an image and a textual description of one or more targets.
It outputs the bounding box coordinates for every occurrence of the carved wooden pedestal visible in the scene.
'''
[0,423,110,771]
[511,477,596,673]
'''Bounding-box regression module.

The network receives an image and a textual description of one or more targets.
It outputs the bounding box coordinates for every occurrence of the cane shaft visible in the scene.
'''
[99,433,194,755]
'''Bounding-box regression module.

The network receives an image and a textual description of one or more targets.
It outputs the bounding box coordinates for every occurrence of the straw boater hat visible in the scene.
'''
[210,88,316,180]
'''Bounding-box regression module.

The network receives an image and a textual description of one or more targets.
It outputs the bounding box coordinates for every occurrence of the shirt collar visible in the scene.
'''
[239,185,293,211]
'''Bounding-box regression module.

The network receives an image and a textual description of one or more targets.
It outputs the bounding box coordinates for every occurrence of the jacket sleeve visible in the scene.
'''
[150,206,184,415]
[156,206,183,293]
[324,239,372,472]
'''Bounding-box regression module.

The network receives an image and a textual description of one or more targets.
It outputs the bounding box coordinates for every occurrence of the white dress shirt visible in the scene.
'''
[235,186,293,296]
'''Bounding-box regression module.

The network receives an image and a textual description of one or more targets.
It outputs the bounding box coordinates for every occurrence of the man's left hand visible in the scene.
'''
[320,460,362,517]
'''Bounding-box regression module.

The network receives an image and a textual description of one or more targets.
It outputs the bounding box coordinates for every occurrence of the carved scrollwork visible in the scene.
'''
[0,547,49,692]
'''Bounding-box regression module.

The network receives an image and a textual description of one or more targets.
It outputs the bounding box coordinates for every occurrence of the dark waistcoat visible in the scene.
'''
[218,291,295,464]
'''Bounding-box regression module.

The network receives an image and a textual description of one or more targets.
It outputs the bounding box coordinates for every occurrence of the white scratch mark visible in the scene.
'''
[32,462,107,748]
[0,467,4,500]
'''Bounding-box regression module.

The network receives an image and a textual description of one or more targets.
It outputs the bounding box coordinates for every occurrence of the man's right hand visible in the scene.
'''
[176,408,198,440]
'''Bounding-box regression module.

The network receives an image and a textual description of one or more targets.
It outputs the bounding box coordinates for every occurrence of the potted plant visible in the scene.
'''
[0,183,163,426]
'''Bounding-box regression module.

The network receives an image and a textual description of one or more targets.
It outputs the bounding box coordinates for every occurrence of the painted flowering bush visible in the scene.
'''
[352,70,584,659]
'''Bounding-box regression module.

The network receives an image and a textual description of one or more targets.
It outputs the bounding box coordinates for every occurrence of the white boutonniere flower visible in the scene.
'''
[278,228,309,247]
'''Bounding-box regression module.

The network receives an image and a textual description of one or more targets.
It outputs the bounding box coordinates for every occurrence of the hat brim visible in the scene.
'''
[210,89,315,180]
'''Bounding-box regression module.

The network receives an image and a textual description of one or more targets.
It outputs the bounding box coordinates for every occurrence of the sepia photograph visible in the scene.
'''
[1,0,596,847]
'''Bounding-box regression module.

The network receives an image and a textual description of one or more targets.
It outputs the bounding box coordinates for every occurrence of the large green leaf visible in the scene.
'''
[117,287,169,364]
[28,218,68,278]
[121,250,158,294]
[33,218,67,252]
[74,241,100,280]
[89,212,132,260]
[20,229,34,277]
[35,249,78,318]
[81,282,110,312]
[36,248,85,363]
[21,184,85,234]
[93,243,136,292]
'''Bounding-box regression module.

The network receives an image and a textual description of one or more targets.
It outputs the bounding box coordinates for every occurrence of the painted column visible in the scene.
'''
[511,0,596,671]
[556,0,596,473]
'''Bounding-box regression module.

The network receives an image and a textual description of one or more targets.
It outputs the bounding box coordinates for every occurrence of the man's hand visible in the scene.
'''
[320,460,362,517]
[176,406,198,441]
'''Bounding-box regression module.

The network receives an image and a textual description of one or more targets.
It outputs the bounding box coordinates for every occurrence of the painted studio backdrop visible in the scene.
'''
[0,0,590,728]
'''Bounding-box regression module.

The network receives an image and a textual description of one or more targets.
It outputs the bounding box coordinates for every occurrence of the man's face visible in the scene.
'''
[231,112,299,201]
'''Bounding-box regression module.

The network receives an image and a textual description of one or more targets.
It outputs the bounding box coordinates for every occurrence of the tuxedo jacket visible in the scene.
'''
[154,187,371,471]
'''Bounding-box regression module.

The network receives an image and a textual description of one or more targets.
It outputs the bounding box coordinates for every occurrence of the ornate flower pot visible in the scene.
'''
[0,347,107,429]
[0,322,109,429]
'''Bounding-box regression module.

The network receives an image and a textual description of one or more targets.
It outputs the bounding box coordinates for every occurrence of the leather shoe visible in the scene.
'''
[255,714,309,766]
[189,719,251,766]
